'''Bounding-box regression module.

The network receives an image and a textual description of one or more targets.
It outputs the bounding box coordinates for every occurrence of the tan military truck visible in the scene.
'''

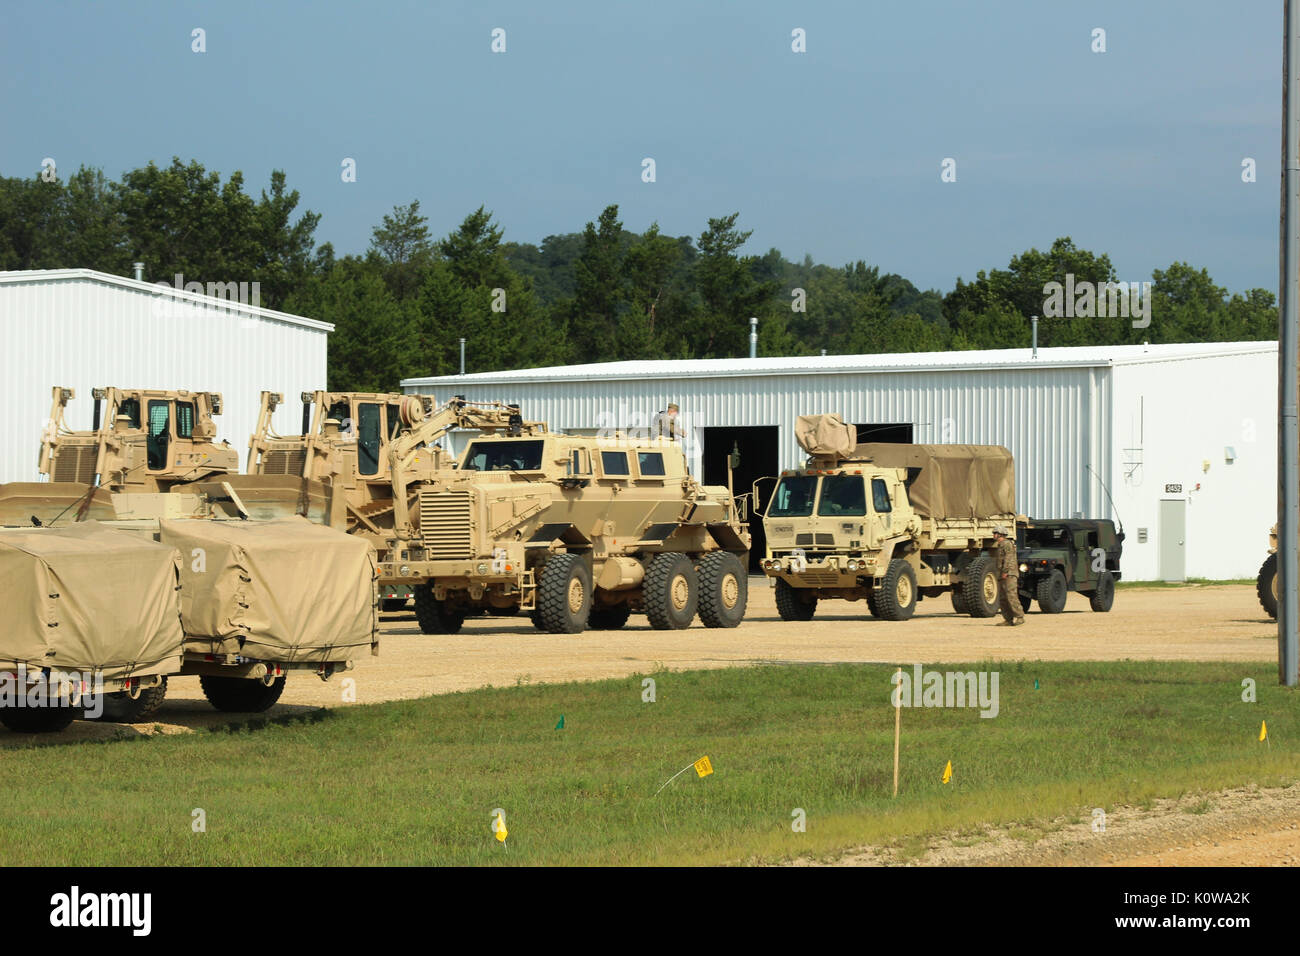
[759,414,1016,622]
[381,431,752,634]
[1259,525,1278,619]
[201,391,540,609]
[0,387,377,723]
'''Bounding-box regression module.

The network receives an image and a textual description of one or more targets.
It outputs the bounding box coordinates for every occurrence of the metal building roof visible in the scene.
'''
[403,341,1277,387]
[0,269,333,332]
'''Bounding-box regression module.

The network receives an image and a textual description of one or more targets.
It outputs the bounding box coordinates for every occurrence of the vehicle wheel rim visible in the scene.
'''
[982,573,997,604]
[721,573,739,609]
[568,578,585,613]
[671,574,690,611]
[897,575,912,607]
[1272,575,1278,601]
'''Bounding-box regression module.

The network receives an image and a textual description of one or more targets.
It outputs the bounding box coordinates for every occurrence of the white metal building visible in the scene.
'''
[0,269,330,479]
[404,342,1279,581]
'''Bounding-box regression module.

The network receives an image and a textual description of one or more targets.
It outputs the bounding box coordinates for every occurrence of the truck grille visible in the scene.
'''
[52,445,97,484]
[261,449,307,476]
[799,570,842,587]
[419,491,473,558]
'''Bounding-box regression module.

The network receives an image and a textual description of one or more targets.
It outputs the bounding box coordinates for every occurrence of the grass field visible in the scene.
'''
[1,661,1295,866]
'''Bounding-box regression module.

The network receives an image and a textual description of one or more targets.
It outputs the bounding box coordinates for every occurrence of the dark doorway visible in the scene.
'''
[854,422,914,444]
[702,426,780,572]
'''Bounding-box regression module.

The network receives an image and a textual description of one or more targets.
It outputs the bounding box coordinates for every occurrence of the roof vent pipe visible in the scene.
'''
[133,262,144,282]
[749,317,758,358]
[1031,314,1038,359]
[459,337,466,375]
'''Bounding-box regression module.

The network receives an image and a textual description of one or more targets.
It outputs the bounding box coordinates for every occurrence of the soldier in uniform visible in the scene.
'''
[993,526,1024,626]
[652,403,681,441]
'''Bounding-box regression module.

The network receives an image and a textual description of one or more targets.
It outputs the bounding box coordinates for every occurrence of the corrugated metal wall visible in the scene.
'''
[409,366,1109,523]
[0,276,328,481]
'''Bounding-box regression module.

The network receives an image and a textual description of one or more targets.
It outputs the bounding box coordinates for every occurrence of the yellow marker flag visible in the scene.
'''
[694,756,714,778]
[942,760,953,784]
[494,813,508,843]
[1260,720,1268,742]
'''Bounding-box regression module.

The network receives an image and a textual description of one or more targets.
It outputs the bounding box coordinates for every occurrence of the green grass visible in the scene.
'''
[0,661,1295,866]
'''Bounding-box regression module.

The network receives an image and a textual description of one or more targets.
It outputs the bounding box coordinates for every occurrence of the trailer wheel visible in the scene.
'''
[536,553,593,633]
[644,552,698,629]
[1257,553,1278,620]
[1037,569,1068,613]
[950,587,969,615]
[199,675,286,713]
[414,583,466,635]
[774,578,817,622]
[96,677,168,723]
[0,705,77,733]
[589,603,632,630]
[697,552,747,628]
[962,555,999,617]
[1088,570,1116,612]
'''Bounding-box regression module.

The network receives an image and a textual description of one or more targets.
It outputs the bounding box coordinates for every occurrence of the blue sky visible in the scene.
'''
[0,0,1281,294]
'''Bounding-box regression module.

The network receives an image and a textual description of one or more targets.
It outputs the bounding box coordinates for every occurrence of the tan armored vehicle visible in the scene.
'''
[198,391,538,608]
[760,414,1017,622]
[0,387,377,726]
[383,431,752,634]
[1259,525,1278,619]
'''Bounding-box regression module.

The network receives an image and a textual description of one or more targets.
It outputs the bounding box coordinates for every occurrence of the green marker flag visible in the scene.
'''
[555,715,565,730]
[1034,679,1040,690]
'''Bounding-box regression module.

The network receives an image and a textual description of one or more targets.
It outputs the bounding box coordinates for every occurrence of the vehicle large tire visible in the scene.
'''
[950,587,969,615]
[0,705,77,733]
[1258,553,1278,620]
[1088,570,1115,612]
[774,577,817,622]
[867,588,882,618]
[644,552,698,629]
[199,675,286,713]
[536,553,593,633]
[875,559,918,621]
[414,583,466,635]
[588,603,632,630]
[96,677,168,723]
[697,552,747,628]
[1037,568,1068,614]
[962,555,999,617]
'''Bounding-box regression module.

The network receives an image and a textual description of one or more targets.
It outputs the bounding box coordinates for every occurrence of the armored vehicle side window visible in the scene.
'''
[387,403,403,439]
[117,397,141,429]
[357,402,382,476]
[769,475,817,517]
[176,402,195,439]
[871,478,892,513]
[146,400,170,470]
[637,452,666,477]
[326,400,351,434]
[601,451,630,476]
[818,475,867,516]
[463,440,545,472]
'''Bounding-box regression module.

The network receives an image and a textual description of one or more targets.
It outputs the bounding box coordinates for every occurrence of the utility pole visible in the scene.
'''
[1280,0,1298,685]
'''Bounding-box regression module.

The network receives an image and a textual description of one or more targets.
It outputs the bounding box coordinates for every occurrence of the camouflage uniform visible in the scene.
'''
[995,535,1024,624]
[652,408,681,441]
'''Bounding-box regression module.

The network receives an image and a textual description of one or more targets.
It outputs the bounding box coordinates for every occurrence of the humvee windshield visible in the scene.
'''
[768,475,817,517]
[463,440,545,472]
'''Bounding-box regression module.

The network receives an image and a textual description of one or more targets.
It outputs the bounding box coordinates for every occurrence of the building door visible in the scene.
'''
[702,426,780,572]
[1159,499,1186,582]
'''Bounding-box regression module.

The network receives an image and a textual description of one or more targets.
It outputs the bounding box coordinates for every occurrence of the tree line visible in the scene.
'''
[0,158,1278,391]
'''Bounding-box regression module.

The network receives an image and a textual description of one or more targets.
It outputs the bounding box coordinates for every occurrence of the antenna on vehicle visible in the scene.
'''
[1086,463,1124,535]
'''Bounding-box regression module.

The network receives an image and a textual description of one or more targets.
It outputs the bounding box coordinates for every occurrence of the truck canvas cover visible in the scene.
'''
[854,442,1016,519]
[0,522,183,679]
[794,414,857,458]
[159,517,378,663]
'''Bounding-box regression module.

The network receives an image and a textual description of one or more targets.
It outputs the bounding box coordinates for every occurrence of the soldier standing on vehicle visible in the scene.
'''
[993,526,1024,626]
[652,403,681,441]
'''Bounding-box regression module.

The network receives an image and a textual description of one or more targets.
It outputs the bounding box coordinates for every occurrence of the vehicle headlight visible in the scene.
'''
[399,565,411,576]
[847,561,859,571]
[476,562,489,575]
[1018,563,1028,573]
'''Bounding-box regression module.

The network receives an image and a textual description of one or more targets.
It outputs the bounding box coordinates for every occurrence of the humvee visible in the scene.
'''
[1014,519,1123,613]
[760,414,1018,622]
[381,431,752,634]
